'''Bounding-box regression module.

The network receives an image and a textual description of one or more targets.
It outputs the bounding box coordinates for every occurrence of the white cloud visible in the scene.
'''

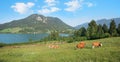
[86,2,94,7]
[45,0,57,6]
[38,0,60,14]
[38,7,60,14]
[64,0,83,12]
[27,2,35,8]
[64,0,94,12]
[11,2,35,14]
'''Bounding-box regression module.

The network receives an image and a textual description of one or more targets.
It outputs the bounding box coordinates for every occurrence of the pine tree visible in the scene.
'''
[117,23,120,36]
[87,26,92,39]
[74,30,80,37]
[102,24,108,33]
[109,19,117,36]
[87,20,98,39]
[97,24,104,38]
[79,27,87,36]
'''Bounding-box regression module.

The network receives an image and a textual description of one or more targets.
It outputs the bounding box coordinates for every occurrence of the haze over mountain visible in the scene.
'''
[75,17,120,29]
[0,14,73,33]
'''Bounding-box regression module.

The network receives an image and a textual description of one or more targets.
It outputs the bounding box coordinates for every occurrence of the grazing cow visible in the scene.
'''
[76,42,86,49]
[49,44,59,49]
[92,42,102,49]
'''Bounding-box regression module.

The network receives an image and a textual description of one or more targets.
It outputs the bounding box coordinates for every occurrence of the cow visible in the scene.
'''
[48,44,59,49]
[76,42,86,49]
[92,42,102,49]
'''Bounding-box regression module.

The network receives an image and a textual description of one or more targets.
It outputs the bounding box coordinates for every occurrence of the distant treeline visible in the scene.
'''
[74,19,120,40]
[42,19,120,43]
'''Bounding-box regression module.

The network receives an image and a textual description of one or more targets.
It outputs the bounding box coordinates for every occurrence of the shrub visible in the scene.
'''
[0,43,6,47]
[67,40,73,43]
[104,33,110,38]
[74,37,87,41]
[67,37,74,43]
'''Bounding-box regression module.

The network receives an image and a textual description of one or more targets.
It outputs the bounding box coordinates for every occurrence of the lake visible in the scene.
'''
[0,33,48,44]
[0,33,69,44]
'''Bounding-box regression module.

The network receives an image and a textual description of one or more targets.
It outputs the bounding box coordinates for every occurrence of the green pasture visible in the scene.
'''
[0,37,120,62]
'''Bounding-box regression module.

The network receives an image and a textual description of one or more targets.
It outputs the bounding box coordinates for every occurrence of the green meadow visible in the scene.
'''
[0,37,120,62]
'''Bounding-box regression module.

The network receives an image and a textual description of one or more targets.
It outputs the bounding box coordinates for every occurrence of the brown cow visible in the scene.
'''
[48,44,59,49]
[76,42,86,49]
[92,42,102,49]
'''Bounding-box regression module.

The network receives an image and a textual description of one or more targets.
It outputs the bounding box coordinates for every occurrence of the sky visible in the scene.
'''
[0,0,120,27]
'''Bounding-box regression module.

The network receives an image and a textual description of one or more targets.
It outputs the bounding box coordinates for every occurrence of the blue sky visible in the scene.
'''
[0,0,120,27]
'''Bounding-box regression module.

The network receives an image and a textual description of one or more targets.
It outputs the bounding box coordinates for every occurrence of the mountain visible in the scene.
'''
[75,22,88,29]
[75,17,120,29]
[0,14,73,33]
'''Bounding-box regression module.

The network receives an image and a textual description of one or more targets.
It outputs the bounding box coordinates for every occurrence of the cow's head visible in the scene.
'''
[100,43,102,47]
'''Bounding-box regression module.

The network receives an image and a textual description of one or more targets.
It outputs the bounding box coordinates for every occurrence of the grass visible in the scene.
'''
[0,37,120,62]
[0,27,22,33]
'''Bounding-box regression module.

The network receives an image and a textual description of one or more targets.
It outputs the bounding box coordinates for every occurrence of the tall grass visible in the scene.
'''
[0,37,120,62]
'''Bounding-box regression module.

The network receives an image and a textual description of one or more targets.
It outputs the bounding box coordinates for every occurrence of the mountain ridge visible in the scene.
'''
[0,14,73,33]
[75,17,120,29]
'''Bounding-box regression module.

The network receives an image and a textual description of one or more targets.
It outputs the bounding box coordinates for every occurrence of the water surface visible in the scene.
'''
[0,33,48,44]
[0,33,69,44]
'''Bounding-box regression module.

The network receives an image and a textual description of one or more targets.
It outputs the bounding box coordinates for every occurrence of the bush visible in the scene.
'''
[0,43,6,47]
[74,37,87,41]
[67,37,74,43]
[104,33,110,38]
[67,40,73,43]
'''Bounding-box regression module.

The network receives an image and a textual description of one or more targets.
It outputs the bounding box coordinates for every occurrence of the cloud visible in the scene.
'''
[11,2,35,14]
[38,0,60,14]
[86,2,94,7]
[64,0,83,12]
[45,0,57,6]
[64,0,94,12]
[38,7,60,14]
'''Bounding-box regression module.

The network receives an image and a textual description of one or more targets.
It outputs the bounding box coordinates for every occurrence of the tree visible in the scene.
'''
[97,24,104,38]
[117,23,120,36]
[49,31,59,40]
[74,30,80,37]
[102,24,108,33]
[79,27,87,36]
[73,27,87,41]
[87,20,98,39]
[109,19,117,36]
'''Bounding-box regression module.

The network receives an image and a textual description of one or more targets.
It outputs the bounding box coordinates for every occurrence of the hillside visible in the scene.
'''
[75,17,120,29]
[0,14,73,33]
[0,37,120,62]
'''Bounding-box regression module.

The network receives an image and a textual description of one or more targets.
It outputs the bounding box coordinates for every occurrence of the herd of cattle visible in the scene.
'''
[49,41,102,49]
[6,41,102,49]
[76,42,102,49]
